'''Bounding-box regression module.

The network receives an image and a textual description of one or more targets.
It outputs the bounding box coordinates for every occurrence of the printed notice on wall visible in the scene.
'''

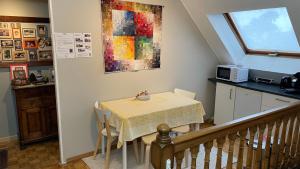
[74,33,92,58]
[54,33,75,59]
[54,32,92,59]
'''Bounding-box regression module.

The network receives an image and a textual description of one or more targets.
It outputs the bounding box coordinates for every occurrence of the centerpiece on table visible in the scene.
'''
[135,90,150,101]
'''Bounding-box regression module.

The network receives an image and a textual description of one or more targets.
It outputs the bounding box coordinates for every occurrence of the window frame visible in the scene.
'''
[224,13,300,57]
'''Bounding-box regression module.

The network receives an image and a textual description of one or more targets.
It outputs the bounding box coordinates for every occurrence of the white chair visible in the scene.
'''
[93,101,139,169]
[172,88,198,134]
[140,132,178,169]
[141,133,157,169]
[174,88,196,100]
[173,88,198,168]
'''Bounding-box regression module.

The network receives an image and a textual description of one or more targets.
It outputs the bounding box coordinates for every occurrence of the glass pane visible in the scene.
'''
[230,7,300,53]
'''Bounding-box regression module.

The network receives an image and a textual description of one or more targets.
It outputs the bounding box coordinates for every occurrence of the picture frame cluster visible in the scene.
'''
[0,22,52,63]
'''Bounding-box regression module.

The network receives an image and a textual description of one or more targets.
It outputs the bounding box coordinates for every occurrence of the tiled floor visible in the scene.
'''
[2,140,89,169]
[1,122,214,169]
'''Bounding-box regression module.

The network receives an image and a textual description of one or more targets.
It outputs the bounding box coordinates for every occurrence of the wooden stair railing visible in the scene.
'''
[151,102,300,169]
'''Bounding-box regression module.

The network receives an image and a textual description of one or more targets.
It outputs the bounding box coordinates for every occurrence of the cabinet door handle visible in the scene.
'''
[229,89,233,100]
[275,98,291,103]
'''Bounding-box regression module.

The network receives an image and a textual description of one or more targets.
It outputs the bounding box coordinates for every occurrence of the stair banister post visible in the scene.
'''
[151,123,174,169]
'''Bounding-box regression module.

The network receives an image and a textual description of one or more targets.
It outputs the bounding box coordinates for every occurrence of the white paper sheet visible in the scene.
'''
[54,33,75,59]
[74,33,92,58]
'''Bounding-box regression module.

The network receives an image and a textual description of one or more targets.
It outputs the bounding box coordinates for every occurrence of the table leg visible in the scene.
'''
[123,141,127,169]
[133,139,139,163]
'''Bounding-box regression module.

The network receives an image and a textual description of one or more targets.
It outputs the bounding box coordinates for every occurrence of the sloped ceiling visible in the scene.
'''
[182,0,300,74]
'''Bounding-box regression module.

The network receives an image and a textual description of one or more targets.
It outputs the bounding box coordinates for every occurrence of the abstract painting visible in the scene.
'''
[101,0,162,73]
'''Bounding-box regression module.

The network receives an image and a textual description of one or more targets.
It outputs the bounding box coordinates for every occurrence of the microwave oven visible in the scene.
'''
[216,65,249,83]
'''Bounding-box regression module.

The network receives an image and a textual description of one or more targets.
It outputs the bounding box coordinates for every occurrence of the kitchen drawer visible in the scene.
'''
[261,93,298,109]
[261,105,274,112]
[19,97,42,109]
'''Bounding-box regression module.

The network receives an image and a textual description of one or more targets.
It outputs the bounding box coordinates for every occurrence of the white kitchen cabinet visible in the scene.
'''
[234,88,262,119]
[214,83,236,125]
[213,82,300,125]
[261,93,298,111]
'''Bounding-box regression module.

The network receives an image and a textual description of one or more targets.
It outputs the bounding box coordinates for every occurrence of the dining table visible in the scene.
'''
[100,91,206,169]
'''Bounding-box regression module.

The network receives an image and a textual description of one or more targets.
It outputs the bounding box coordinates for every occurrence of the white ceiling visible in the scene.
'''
[181,0,300,74]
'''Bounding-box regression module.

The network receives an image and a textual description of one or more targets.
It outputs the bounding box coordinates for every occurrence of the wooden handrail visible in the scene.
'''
[151,102,300,169]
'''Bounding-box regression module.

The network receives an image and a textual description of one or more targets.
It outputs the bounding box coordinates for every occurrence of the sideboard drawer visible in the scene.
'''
[15,88,41,98]
[20,97,42,109]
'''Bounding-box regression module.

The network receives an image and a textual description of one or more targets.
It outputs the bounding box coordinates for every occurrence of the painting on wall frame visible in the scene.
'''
[101,0,163,73]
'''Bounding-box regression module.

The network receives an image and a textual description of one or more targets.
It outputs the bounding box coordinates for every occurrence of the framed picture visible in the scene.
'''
[37,25,47,37]
[0,28,12,39]
[13,70,27,80]
[14,40,23,51]
[12,28,22,39]
[0,23,9,28]
[10,64,29,80]
[23,39,38,49]
[1,40,14,48]
[13,51,28,61]
[11,23,16,29]
[28,49,38,61]
[2,49,12,61]
[38,50,52,61]
[0,50,2,62]
[37,37,52,49]
[22,28,36,38]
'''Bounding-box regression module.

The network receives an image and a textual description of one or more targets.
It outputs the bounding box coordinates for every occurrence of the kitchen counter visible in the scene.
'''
[208,78,300,100]
[12,82,55,90]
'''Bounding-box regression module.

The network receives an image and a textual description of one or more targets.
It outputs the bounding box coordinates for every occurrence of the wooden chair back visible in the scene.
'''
[174,88,196,99]
[94,101,112,137]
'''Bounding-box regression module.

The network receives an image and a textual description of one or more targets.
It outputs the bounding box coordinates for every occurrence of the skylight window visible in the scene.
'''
[225,7,300,56]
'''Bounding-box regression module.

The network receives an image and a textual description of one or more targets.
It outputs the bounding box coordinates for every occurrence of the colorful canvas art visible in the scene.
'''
[101,0,162,73]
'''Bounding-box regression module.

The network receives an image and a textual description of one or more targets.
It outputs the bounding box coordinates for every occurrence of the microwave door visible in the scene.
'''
[217,67,231,80]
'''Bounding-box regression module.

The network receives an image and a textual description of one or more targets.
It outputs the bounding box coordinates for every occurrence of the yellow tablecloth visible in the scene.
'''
[100,92,205,148]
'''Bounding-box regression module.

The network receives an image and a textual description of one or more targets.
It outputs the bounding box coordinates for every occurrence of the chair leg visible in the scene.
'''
[189,124,195,131]
[101,135,106,157]
[133,139,139,163]
[144,145,151,169]
[93,129,102,159]
[141,141,145,163]
[195,123,200,130]
[184,149,190,168]
[104,138,112,169]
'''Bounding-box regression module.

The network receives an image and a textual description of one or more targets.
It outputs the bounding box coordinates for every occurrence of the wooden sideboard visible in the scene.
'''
[13,83,58,148]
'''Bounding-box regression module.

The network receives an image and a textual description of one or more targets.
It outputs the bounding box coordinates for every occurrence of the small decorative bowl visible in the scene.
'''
[136,95,150,101]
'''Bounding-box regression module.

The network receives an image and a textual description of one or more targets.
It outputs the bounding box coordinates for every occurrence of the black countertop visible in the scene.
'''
[208,78,300,100]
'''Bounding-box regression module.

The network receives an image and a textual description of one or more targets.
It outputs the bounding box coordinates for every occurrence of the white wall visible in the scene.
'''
[0,0,49,18]
[49,0,219,162]
[182,0,300,74]
[0,0,49,138]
